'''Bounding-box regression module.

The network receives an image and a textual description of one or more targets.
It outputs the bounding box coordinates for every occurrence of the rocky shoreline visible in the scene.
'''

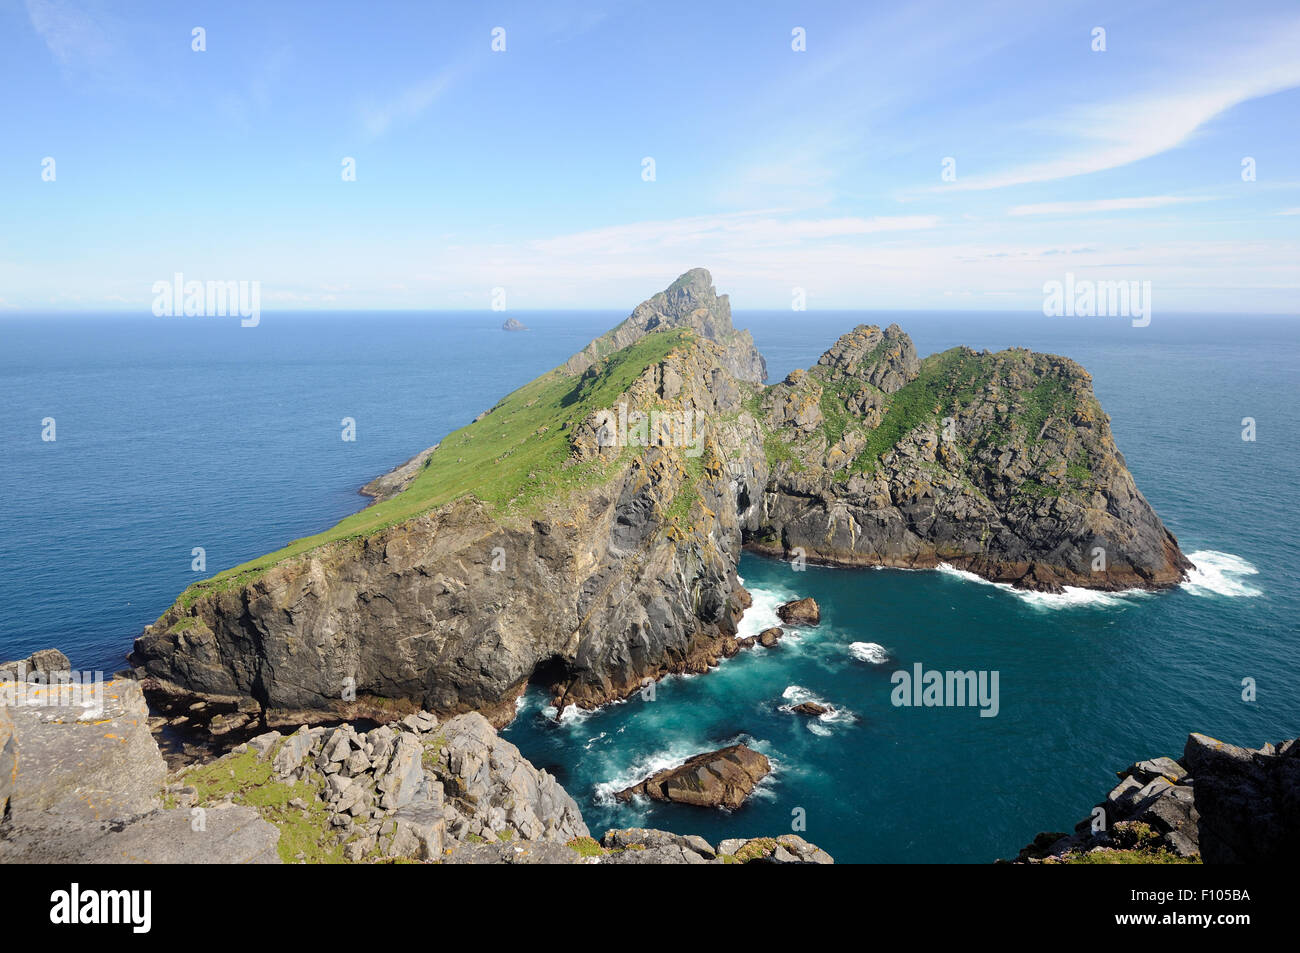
[0,655,832,865]
[1013,731,1300,864]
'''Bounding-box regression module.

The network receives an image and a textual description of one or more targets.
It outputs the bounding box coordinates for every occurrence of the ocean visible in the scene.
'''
[1,308,1296,862]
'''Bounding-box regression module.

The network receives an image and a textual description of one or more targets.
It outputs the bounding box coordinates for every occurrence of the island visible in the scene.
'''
[131,268,1192,739]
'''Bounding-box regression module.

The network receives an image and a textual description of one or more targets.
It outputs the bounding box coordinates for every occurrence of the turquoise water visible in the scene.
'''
[2,310,1296,861]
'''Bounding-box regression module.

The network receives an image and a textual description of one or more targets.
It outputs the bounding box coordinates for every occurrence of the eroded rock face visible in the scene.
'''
[563,267,767,384]
[615,744,771,809]
[133,284,771,729]
[1015,732,1300,864]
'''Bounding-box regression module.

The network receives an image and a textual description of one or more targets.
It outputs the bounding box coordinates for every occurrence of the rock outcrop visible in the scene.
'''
[502,317,529,331]
[615,743,771,808]
[776,597,820,625]
[0,675,281,863]
[131,268,1190,733]
[562,267,767,384]
[749,324,1191,591]
[1015,732,1300,864]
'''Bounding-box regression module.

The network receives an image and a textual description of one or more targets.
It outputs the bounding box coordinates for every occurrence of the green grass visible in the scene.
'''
[179,746,350,864]
[177,329,695,605]
[849,348,991,473]
[1062,849,1200,865]
[1018,377,1078,443]
[566,836,607,857]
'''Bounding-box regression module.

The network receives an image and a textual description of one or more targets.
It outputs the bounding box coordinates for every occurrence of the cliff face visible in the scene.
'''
[132,269,1189,730]
[748,323,1191,590]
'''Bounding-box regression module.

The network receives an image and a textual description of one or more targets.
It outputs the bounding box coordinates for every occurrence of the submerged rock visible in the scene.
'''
[615,743,771,809]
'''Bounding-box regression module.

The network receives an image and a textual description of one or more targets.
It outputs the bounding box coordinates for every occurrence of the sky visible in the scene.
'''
[1,0,1298,313]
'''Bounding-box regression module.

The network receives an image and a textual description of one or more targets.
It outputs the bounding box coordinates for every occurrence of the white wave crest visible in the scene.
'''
[1181,550,1262,598]
[934,563,1149,609]
[849,641,890,664]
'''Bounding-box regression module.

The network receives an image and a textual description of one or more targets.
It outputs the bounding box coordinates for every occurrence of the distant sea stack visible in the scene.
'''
[132,267,1191,735]
[502,317,528,331]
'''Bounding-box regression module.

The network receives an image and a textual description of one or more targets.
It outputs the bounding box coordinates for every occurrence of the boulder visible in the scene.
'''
[615,743,771,809]
[790,702,829,716]
[776,598,820,625]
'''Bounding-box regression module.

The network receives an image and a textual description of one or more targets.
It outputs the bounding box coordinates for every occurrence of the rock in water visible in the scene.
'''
[502,317,529,331]
[615,744,771,808]
[776,598,820,625]
[790,702,829,716]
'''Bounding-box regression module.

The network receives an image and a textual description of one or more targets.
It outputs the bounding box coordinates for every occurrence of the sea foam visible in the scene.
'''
[1181,550,1262,598]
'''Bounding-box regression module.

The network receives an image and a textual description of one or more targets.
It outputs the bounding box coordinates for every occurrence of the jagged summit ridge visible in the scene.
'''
[564,268,767,384]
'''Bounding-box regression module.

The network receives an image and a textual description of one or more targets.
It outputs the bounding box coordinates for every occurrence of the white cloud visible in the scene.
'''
[1008,196,1208,216]
[943,21,1300,192]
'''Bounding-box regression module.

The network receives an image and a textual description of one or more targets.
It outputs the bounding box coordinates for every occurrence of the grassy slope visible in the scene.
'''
[178,329,695,605]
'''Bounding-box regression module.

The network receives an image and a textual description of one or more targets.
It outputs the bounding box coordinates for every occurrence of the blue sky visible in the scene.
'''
[2,0,1298,312]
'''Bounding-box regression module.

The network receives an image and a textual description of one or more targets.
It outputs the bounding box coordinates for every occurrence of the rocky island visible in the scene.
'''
[130,268,1192,739]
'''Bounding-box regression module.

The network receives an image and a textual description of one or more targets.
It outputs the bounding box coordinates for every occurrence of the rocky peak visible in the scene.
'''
[564,268,767,384]
[815,323,920,393]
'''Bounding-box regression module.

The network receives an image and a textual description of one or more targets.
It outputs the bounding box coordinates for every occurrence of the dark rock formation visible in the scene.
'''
[0,647,70,682]
[615,743,771,808]
[737,626,783,649]
[502,317,529,331]
[1015,731,1300,863]
[749,324,1191,592]
[790,702,829,716]
[777,598,820,625]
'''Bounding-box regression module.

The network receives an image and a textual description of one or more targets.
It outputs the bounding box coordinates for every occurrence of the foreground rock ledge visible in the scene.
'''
[615,743,771,809]
[1,660,826,865]
[1013,731,1300,864]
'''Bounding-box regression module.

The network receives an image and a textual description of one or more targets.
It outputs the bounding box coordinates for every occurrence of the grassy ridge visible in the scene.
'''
[182,329,695,600]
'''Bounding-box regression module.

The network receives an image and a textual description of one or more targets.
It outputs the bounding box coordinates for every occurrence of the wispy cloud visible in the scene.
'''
[531,212,942,258]
[362,69,459,138]
[943,19,1300,192]
[1008,196,1209,216]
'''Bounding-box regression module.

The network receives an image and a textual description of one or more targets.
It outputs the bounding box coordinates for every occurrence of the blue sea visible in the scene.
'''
[2,309,1296,862]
